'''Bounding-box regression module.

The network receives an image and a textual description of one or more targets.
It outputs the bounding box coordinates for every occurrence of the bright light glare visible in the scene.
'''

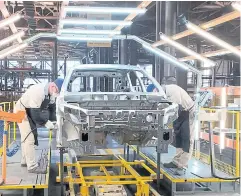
[64,6,146,14]
[186,22,241,57]
[232,3,241,12]
[57,36,112,42]
[0,31,25,47]
[59,29,121,35]
[0,14,21,29]
[142,44,188,70]
[160,33,216,67]
[0,43,27,59]
[60,19,132,26]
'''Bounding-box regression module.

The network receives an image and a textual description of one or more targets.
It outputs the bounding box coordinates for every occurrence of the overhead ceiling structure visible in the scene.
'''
[0,1,152,60]
[0,1,239,63]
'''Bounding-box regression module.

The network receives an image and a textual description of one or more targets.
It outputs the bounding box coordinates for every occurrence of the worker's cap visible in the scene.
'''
[54,78,64,92]
[146,84,156,92]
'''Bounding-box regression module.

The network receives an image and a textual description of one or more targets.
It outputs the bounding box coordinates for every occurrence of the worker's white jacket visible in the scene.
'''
[165,84,194,111]
[15,83,55,112]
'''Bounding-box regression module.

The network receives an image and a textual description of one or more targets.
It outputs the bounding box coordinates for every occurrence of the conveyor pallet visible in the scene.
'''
[56,152,163,196]
[0,139,51,196]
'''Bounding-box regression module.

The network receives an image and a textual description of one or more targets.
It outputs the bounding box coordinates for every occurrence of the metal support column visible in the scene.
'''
[130,37,137,85]
[4,58,8,91]
[108,44,114,91]
[96,48,101,64]
[176,1,188,90]
[63,56,68,78]
[59,148,65,196]
[119,39,128,65]
[164,1,176,78]
[86,49,89,64]
[211,67,216,87]
[157,152,161,192]
[155,1,164,83]
[99,48,105,92]
[52,38,58,80]
[107,43,113,64]
[233,60,240,86]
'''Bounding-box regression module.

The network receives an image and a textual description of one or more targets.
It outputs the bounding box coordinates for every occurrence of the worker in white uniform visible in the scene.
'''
[14,78,64,174]
[147,83,195,170]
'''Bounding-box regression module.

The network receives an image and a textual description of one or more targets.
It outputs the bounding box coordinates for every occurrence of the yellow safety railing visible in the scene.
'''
[197,108,240,177]
[192,150,237,176]
[0,101,18,155]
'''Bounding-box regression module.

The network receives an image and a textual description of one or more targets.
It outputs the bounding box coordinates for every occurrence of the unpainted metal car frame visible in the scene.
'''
[56,64,179,155]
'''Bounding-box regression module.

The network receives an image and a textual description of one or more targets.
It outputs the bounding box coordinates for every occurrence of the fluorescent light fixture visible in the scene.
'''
[0,14,21,29]
[59,29,121,35]
[0,43,27,59]
[0,31,25,47]
[60,19,132,26]
[142,43,188,70]
[186,22,241,57]
[160,33,216,67]
[57,36,112,42]
[64,6,146,14]
[232,2,241,12]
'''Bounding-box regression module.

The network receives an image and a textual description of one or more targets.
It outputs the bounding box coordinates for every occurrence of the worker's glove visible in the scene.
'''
[45,120,55,130]
[157,103,169,110]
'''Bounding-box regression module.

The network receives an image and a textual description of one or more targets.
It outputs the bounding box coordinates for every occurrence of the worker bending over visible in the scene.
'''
[14,79,64,174]
[147,83,195,170]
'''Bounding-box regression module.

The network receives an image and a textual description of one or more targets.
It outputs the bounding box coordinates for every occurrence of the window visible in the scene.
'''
[67,68,160,93]
[129,70,157,92]
[67,69,131,92]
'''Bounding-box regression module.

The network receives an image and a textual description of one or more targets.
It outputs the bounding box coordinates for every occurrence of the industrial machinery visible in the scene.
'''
[56,64,178,155]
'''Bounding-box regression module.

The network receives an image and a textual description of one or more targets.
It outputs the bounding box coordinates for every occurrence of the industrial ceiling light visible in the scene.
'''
[186,22,241,57]
[64,6,146,14]
[0,14,21,29]
[232,2,241,12]
[59,29,121,35]
[160,33,216,67]
[0,43,27,59]
[0,31,25,47]
[142,43,188,70]
[57,36,112,42]
[60,19,132,26]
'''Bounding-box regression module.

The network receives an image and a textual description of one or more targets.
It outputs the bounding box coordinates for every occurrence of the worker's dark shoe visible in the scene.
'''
[21,163,27,167]
[174,168,185,176]
[28,166,47,174]
[163,162,178,168]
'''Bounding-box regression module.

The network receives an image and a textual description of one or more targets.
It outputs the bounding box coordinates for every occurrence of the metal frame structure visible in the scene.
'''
[56,155,157,196]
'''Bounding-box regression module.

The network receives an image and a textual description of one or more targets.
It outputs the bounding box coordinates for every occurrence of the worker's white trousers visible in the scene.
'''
[14,102,38,170]
[173,108,195,168]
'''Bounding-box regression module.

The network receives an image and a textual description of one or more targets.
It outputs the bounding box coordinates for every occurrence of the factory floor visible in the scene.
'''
[0,131,240,196]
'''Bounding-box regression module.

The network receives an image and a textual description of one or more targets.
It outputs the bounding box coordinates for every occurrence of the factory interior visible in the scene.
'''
[0,1,240,196]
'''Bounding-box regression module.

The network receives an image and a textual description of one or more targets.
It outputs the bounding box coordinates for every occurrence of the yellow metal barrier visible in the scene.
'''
[130,145,236,183]
[0,102,16,155]
[192,150,236,176]
[0,101,19,155]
